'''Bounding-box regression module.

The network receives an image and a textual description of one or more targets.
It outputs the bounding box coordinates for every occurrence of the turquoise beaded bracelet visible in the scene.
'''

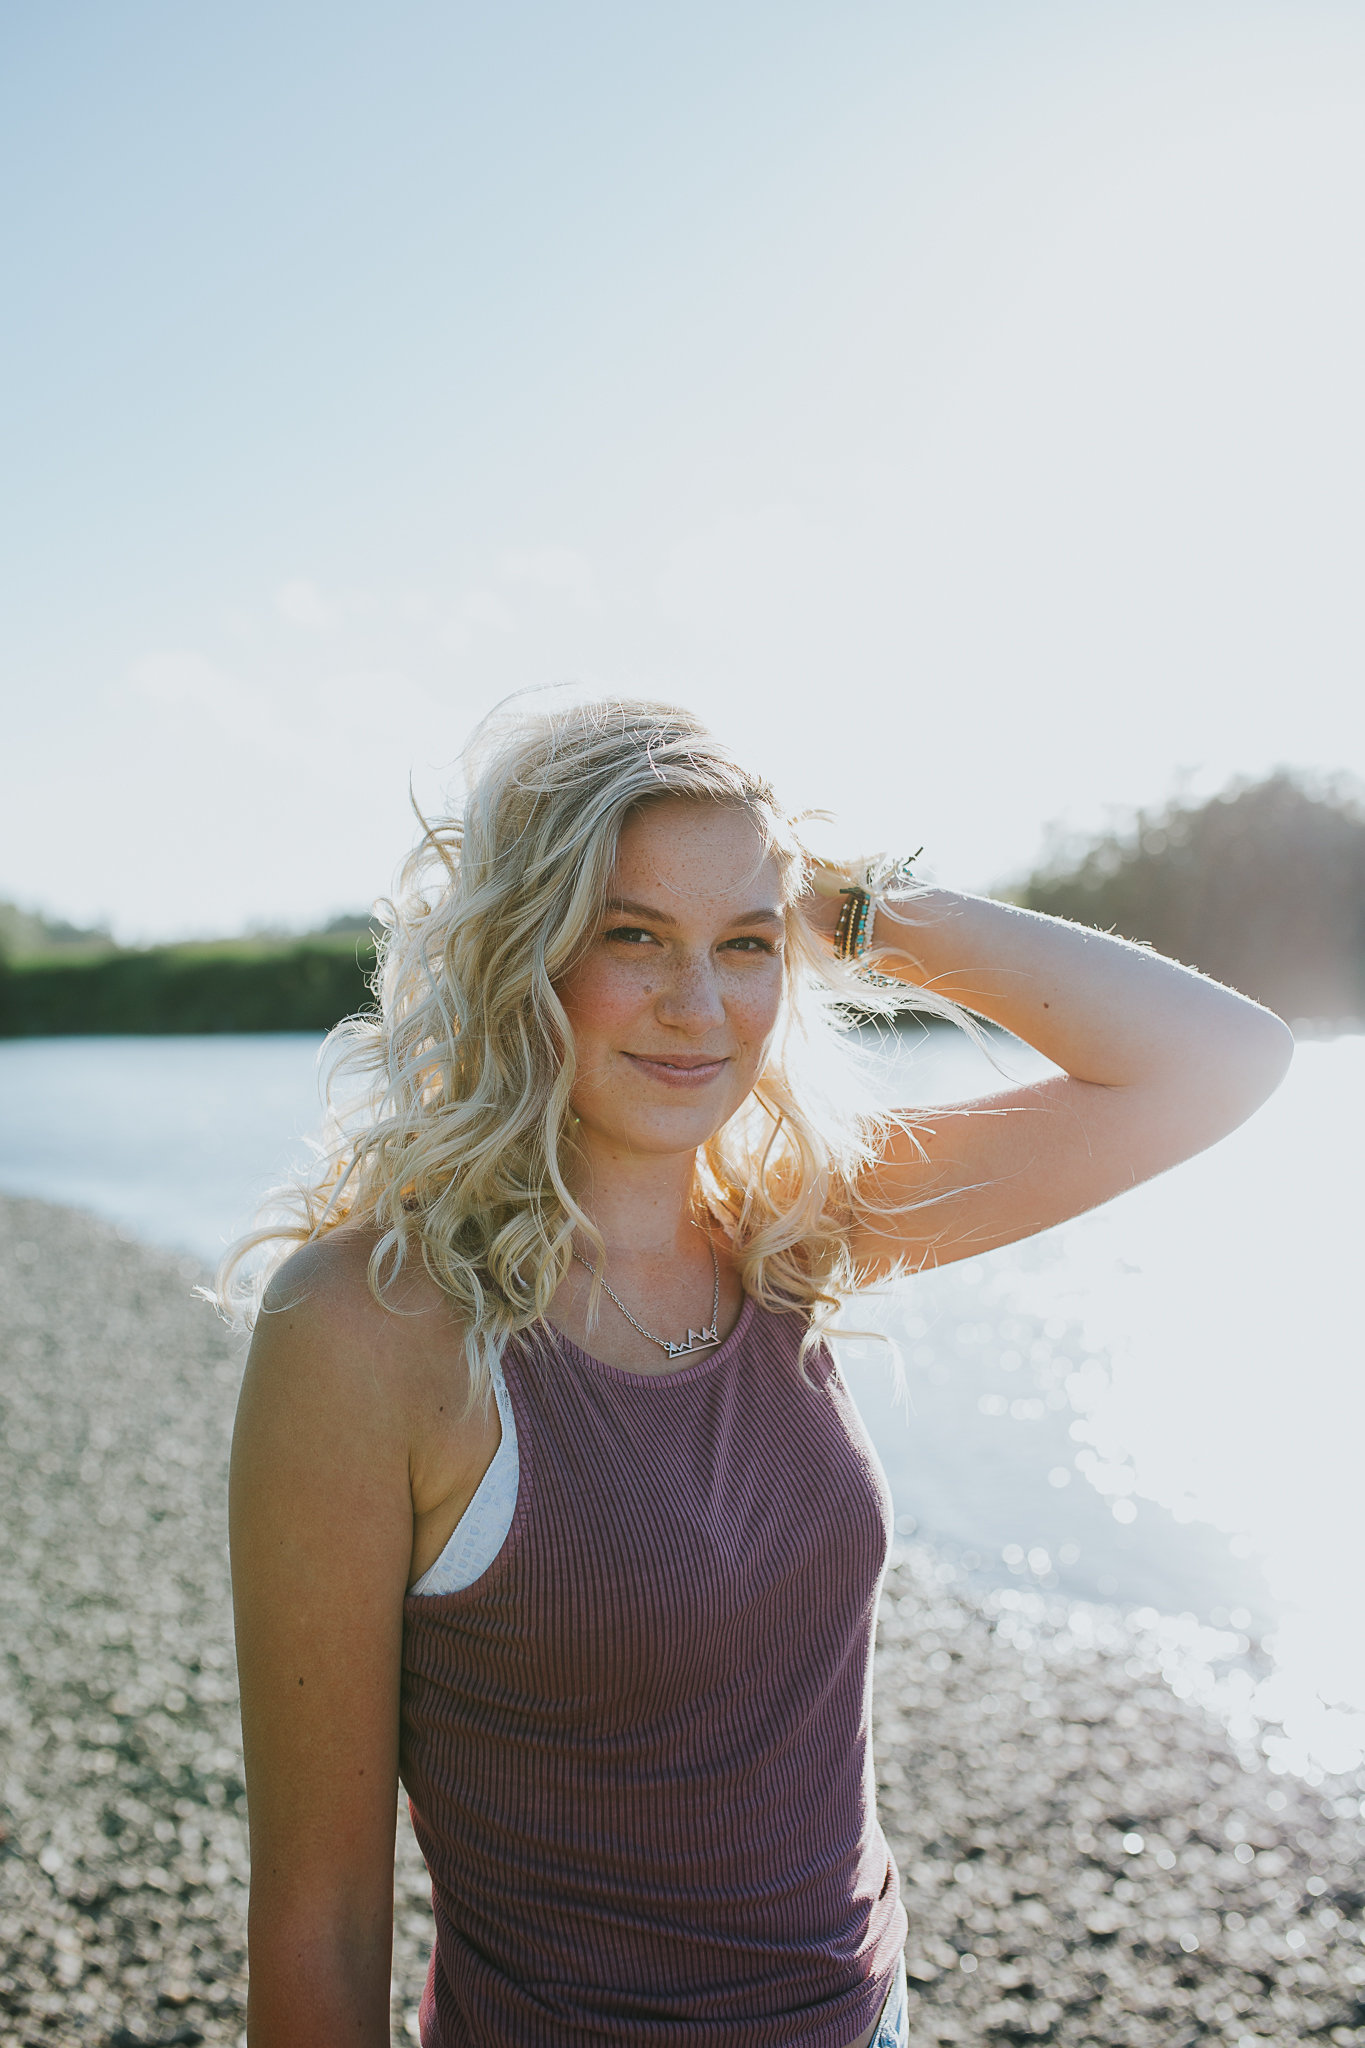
[834,886,874,962]
[829,849,922,964]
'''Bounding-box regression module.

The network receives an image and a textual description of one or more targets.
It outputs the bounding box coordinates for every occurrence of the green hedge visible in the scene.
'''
[0,938,378,1036]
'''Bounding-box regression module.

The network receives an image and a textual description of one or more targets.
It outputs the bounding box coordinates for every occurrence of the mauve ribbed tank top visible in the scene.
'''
[399,1295,907,2048]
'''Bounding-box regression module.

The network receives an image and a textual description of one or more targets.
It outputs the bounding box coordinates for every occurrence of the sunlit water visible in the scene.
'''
[1,1027,1361,1780]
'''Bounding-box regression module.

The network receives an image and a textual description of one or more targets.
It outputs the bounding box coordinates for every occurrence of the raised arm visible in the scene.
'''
[805,883,1293,1274]
[229,1239,419,2048]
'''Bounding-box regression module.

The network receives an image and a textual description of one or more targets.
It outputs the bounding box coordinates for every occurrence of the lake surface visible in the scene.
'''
[1,1024,1361,1779]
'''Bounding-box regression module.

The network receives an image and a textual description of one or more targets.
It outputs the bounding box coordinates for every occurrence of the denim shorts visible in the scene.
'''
[869,1954,908,2048]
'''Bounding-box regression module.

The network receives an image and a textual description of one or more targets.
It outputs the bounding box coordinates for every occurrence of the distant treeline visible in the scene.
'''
[1012,771,1365,1031]
[2,771,1362,1034]
[0,935,377,1037]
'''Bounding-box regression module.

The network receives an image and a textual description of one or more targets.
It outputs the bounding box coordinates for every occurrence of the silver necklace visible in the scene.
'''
[572,1224,721,1359]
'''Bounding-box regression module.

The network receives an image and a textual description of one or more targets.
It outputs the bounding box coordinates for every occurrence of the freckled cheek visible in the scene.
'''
[557,961,654,1048]
[727,977,783,1057]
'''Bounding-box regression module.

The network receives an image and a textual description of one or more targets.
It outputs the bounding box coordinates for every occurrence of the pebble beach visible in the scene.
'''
[1,1191,1363,2048]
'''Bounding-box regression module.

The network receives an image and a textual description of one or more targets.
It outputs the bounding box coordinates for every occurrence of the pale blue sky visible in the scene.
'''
[5,1,1363,938]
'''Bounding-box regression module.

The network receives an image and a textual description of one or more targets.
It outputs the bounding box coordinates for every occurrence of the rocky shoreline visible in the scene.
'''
[1,1193,1362,2047]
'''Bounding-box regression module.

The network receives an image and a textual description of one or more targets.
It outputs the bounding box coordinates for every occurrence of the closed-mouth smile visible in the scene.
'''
[623,1053,729,1085]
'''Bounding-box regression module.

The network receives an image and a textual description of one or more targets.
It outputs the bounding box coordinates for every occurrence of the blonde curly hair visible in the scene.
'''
[214,696,956,1402]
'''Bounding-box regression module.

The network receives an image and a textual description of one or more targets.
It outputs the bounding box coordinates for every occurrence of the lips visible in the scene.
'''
[631,1054,725,1069]
[623,1052,729,1084]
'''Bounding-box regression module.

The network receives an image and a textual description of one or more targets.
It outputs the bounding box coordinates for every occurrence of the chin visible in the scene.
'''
[589,1100,735,1155]
[627,1116,728,1154]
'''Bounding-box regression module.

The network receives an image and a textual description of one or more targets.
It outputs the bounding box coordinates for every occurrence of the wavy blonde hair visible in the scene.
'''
[215,696,962,1400]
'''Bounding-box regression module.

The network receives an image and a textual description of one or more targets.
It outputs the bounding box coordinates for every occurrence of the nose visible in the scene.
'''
[656,950,727,1033]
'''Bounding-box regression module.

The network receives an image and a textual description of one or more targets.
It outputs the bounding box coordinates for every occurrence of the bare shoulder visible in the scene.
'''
[249,1226,471,1419]
[232,1234,479,1568]
[231,1227,476,1596]
[260,1225,454,1337]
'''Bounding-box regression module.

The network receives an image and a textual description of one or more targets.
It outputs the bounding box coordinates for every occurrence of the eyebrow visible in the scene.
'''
[603,896,785,930]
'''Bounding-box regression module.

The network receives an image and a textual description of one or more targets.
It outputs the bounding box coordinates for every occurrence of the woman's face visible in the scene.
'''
[556,797,787,1165]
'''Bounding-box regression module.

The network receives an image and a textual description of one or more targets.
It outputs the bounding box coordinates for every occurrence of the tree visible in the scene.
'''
[1014,773,1365,1030]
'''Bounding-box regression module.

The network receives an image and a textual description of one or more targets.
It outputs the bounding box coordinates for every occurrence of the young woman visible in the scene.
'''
[226,698,1291,2048]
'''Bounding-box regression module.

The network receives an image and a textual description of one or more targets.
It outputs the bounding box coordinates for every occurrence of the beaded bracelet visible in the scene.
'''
[834,886,874,962]
[829,848,922,964]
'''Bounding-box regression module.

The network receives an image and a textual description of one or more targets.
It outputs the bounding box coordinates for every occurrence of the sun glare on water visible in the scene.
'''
[874,1026,1365,1777]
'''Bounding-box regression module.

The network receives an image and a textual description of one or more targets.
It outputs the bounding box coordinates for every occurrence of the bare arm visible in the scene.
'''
[805,883,1294,1273]
[229,1240,421,2048]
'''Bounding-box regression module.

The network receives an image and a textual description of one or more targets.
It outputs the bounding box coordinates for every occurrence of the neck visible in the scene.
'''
[566,1140,701,1257]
